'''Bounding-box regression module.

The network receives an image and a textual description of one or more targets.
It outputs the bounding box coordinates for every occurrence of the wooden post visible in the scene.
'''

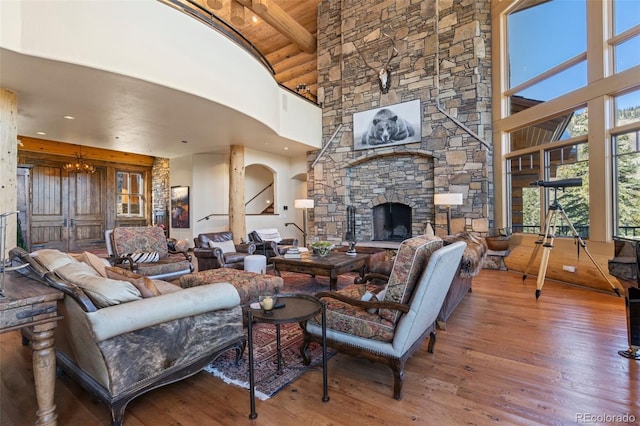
[0,88,18,255]
[229,145,246,243]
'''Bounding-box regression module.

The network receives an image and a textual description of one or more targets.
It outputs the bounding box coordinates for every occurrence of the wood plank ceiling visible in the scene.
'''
[167,0,322,102]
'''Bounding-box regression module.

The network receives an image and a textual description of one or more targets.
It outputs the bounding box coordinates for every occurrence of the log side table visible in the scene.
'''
[246,293,328,419]
[1,270,63,426]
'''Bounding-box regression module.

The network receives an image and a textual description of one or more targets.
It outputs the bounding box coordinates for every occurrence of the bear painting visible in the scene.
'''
[361,109,416,146]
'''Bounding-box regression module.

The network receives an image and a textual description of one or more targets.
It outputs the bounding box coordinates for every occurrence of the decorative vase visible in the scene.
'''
[311,242,334,257]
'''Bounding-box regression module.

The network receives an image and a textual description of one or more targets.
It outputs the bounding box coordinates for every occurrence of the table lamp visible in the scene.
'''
[434,193,463,235]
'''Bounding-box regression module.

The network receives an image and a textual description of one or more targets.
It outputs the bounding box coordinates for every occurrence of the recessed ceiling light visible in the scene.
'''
[284,147,289,150]
[252,16,258,23]
[36,131,46,135]
[63,115,75,120]
[181,140,188,144]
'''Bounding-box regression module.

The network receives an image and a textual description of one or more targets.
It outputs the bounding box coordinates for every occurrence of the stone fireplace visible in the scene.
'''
[308,0,493,243]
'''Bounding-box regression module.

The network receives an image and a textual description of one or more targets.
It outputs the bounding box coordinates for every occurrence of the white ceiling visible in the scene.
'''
[1,48,315,159]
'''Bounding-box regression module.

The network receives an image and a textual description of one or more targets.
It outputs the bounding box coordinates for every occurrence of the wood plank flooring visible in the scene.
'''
[2,269,639,425]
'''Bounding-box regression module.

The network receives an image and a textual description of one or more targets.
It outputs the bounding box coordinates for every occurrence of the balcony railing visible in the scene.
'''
[513,225,640,239]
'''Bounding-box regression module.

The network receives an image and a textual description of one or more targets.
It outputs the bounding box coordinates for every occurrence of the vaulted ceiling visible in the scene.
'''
[166,0,321,101]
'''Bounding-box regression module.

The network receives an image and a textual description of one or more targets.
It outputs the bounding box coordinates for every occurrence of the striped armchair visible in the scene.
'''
[106,226,193,280]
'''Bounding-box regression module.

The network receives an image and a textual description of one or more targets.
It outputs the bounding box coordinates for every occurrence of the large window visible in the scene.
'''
[496,0,640,242]
[506,0,586,105]
[117,171,144,217]
[613,90,640,238]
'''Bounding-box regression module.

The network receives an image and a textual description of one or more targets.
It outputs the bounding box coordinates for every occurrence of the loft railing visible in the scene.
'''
[159,0,319,106]
[160,0,274,75]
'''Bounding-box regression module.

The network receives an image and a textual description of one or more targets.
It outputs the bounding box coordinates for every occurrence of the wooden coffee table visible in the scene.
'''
[271,251,370,291]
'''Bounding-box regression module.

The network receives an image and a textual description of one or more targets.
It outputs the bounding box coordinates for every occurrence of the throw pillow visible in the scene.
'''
[32,249,78,271]
[208,239,236,253]
[105,266,160,298]
[80,251,110,277]
[120,251,160,263]
[55,262,141,308]
[360,287,387,314]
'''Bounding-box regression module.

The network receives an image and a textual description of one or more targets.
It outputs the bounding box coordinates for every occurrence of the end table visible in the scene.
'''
[247,293,329,419]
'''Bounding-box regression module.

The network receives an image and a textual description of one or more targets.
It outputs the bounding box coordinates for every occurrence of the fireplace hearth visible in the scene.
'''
[372,202,412,241]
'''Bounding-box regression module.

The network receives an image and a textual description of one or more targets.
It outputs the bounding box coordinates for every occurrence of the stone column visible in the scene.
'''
[229,145,246,243]
[0,88,18,255]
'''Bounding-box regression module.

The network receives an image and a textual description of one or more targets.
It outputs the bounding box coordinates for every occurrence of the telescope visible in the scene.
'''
[529,178,582,188]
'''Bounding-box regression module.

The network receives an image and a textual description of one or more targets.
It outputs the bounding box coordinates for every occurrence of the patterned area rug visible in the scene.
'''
[204,270,359,399]
[204,322,331,400]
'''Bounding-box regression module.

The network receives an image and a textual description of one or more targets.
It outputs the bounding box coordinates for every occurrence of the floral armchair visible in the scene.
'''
[301,235,466,400]
[106,226,193,281]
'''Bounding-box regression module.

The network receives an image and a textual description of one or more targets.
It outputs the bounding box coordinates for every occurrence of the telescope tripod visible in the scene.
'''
[522,198,621,300]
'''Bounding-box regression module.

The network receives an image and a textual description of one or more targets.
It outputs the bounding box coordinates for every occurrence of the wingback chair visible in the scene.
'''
[301,235,466,400]
[193,231,256,270]
[248,228,298,260]
[106,226,193,281]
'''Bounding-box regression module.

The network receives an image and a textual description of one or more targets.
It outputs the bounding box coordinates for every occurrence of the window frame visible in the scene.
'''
[492,0,640,243]
[116,170,145,218]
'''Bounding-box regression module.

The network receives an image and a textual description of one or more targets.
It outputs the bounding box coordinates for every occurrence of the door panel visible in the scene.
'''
[30,165,67,250]
[30,164,105,251]
[69,171,105,251]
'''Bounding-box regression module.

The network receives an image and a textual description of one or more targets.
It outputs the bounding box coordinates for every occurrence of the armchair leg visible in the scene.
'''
[392,366,404,400]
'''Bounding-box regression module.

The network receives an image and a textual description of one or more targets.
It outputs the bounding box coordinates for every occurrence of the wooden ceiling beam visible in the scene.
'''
[237,0,317,54]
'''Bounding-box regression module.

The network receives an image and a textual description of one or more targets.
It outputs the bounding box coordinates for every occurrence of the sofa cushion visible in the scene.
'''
[105,266,160,298]
[319,284,395,342]
[56,262,142,308]
[32,249,78,271]
[208,239,236,253]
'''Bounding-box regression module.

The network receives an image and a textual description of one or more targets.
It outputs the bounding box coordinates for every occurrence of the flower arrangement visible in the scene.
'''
[311,241,334,257]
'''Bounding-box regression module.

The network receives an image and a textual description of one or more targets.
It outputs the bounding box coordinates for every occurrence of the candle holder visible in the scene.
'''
[259,294,278,314]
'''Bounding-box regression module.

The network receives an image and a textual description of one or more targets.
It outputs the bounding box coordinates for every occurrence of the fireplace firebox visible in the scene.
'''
[372,203,412,241]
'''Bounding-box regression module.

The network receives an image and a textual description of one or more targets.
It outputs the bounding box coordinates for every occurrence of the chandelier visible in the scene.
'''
[63,151,96,174]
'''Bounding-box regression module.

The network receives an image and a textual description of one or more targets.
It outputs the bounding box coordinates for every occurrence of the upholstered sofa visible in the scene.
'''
[193,231,256,270]
[10,247,244,426]
[106,226,193,280]
[437,232,487,329]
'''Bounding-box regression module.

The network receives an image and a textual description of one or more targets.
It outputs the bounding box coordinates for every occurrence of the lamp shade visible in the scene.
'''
[294,199,314,209]
[434,193,463,206]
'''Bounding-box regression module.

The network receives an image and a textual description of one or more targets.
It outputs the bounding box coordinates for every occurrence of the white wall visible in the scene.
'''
[172,149,309,246]
[0,0,321,149]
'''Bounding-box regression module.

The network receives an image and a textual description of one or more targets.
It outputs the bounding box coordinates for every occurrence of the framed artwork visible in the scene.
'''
[353,99,421,150]
[171,186,190,229]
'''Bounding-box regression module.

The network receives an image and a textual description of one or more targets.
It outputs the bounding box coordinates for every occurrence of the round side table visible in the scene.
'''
[247,293,329,419]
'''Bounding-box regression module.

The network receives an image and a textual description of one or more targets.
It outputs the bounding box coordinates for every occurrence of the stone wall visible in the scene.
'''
[152,157,170,227]
[310,0,493,243]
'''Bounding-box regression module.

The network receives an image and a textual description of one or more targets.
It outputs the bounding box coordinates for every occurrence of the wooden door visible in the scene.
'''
[30,164,105,252]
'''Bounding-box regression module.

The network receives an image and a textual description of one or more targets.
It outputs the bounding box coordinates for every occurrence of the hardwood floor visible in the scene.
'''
[2,269,638,425]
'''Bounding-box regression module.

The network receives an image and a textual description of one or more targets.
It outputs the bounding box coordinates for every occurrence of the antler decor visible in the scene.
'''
[354,32,399,94]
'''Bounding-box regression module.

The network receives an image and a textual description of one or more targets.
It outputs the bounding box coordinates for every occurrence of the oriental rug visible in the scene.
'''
[204,271,358,399]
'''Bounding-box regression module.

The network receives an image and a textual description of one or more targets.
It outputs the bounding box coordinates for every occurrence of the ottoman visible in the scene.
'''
[179,268,283,305]
[244,255,267,274]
